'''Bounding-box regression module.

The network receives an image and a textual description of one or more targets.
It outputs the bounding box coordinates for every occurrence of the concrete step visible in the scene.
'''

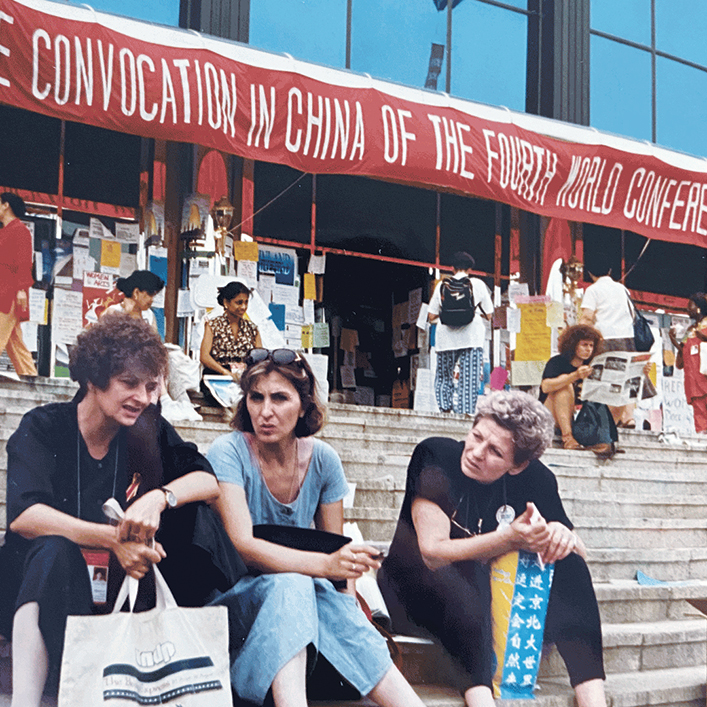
[595,579,707,623]
[309,664,705,707]
[539,618,707,679]
[586,547,707,582]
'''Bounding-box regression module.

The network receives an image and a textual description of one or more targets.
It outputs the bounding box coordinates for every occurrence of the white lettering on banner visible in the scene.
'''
[194,58,203,125]
[624,169,707,236]
[160,57,177,123]
[0,10,12,89]
[119,47,137,116]
[382,106,416,167]
[32,29,50,99]
[303,91,322,156]
[247,84,274,148]
[97,39,114,111]
[483,129,557,205]
[204,62,219,129]
[74,36,93,106]
[30,33,240,133]
[172,58,190,123]
[137,54,157,121]
[428,114,474,179]
[286,89,364,160]
[556,155,621,214]
[219,68,237,136]
[285,87,302,152]
[0,12,10,89]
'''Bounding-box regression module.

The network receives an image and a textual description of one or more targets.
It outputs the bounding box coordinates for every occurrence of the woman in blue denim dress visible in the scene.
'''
[207,348,424,707]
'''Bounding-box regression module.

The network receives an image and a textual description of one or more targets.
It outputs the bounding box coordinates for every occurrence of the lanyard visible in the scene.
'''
[76,429,119,520]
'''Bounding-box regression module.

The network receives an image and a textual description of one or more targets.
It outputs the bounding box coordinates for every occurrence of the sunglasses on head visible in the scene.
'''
[245,348,302,366]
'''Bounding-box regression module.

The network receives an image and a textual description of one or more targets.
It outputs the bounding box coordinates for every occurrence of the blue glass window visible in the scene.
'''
[451,2,527,111]
[656,58,707,157]
[77,0,179,26]
[655,0,707,66]
[351,0,446,88]
[590,0,650,46]
[249,0,347,69]
[590,36,652,141]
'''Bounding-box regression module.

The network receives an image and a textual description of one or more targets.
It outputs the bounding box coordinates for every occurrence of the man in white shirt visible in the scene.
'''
[579,252,636,427]
[428,251,493,415]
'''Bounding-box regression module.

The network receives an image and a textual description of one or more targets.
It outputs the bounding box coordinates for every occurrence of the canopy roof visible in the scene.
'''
[3,0,707,246]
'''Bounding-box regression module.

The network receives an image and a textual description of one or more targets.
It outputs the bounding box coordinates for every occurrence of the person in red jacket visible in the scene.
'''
[0,192,37,375]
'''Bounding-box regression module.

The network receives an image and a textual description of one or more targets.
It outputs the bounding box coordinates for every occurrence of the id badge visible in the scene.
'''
[81,549,110,604]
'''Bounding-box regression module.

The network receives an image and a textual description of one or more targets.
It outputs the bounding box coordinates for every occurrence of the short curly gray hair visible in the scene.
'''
[474,390,554,465]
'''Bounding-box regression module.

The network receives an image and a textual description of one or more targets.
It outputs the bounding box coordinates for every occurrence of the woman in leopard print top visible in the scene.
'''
[200,281,262,382]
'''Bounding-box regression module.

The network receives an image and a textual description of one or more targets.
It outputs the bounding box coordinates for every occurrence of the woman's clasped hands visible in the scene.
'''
[325,543,384,581]
[113,491,168,579]
[509,502,577,565]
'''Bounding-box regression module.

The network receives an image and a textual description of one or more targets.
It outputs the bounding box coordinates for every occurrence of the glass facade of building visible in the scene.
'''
[591,0,707,157]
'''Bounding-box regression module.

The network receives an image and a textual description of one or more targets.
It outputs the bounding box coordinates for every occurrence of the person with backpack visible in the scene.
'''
[428,251,493,415]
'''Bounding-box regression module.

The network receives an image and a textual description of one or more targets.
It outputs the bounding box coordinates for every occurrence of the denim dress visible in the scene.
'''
[207,431,392,705]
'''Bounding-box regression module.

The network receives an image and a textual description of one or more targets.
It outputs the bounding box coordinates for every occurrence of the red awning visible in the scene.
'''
[2,0,707,247]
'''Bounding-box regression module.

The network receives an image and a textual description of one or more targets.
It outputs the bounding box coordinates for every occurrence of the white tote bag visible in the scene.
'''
[58,567,232,706]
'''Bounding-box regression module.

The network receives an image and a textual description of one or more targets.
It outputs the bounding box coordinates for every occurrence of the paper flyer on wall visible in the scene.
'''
[581,352,651,407]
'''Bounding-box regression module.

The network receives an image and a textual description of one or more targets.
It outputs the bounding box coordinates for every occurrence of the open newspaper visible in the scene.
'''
[580,351,652,407]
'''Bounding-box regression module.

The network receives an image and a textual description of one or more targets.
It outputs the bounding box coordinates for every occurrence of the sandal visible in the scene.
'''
[562,434,583,450]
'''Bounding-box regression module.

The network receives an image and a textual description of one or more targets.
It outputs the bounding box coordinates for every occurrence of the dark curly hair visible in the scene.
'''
[231,353,325,437]
[217,281,251,306]
[69,315,168,393]
[557,324,603,362]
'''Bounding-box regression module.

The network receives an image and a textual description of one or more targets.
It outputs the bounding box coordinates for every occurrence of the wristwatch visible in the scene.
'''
[159,486,177,509]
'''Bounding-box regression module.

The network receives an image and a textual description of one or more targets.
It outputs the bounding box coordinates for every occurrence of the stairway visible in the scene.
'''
[1,377,706,706]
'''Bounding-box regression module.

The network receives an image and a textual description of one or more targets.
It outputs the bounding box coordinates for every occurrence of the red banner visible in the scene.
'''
[2,0,707,247]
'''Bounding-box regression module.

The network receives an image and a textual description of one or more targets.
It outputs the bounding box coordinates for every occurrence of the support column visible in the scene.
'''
[523,0,590,290]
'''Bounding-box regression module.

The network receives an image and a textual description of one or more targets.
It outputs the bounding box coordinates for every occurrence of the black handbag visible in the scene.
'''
[572,400,618,447]
[252,525,351,590]
[626,293,655,352]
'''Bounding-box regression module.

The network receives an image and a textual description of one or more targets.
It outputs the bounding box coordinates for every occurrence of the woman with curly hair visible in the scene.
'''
[539,324,603,450]
[0,315,235,707]
[377,390,607,707]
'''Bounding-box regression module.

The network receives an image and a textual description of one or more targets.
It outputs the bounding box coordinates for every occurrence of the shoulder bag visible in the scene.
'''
[626,293,655,352]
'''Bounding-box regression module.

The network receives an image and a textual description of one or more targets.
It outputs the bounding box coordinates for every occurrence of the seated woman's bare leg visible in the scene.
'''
[270,647,308,707]
[544,385,579,447]
[11,602,48,707]
[464,684,496,707]
[367,664,426,707]
[575,678,607,707]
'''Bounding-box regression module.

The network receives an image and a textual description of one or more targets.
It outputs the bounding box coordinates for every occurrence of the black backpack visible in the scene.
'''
[439,276,476,327]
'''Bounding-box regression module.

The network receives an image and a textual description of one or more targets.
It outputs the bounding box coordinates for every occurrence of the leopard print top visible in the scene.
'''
[208,313,259,365]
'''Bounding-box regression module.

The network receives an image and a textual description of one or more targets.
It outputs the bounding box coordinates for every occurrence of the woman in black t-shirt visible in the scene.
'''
[539,324,603,449]
[378,390,607,707]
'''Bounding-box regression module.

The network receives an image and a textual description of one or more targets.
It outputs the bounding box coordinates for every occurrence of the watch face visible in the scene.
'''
[163,488,177,508]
